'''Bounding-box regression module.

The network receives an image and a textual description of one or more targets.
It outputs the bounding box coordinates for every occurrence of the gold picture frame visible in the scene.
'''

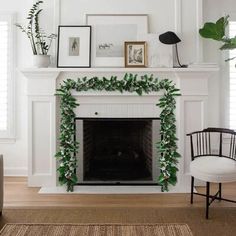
[124,41,147,68]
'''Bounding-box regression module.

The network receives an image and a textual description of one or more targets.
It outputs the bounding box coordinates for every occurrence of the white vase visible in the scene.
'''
[32,55,51,68]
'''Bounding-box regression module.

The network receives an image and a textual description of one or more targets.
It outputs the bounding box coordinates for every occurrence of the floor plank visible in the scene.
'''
[3,177,236,208]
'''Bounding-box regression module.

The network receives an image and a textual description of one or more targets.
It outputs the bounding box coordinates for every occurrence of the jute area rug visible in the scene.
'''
[1,207,236,236]
[0,223,192,236]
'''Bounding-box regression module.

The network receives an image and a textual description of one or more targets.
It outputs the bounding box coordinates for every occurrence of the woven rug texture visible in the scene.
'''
[0,223,193,236]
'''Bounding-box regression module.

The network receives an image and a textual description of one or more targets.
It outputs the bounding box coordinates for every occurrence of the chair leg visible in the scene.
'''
[190,176,194,204]
[219,183,222,201]
[206,182,210,219]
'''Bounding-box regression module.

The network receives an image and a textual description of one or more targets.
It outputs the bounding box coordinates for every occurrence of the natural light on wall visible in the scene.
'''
[229,21,236,130]
[0,13,14,139]
[0,21,8,131]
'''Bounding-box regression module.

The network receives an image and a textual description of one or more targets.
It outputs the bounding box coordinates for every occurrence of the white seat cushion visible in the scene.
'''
[190,156,236,183]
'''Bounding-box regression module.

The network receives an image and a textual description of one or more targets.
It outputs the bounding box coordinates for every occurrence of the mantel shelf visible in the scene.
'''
[20,66,219,74]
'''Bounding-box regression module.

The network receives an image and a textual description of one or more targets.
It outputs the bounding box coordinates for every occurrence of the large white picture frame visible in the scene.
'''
[86,14,148,67]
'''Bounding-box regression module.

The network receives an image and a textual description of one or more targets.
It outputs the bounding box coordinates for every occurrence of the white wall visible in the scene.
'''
[0,0,57,175]
[59,0,200,65]
[0,0,33,175]
[202,0,236,128]
[1,0,234,176]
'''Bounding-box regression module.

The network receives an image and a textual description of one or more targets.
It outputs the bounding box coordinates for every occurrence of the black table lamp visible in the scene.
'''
[159,31,187,68]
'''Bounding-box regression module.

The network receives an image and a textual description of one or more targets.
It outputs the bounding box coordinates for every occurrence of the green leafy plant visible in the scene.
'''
[15,0,56,55]
[199,15,236,61]
[55,74,181,192]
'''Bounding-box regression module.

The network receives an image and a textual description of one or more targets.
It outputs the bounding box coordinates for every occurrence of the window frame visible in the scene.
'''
[228,20,236,130]
[0,12,16,140]
[220,12,236,132]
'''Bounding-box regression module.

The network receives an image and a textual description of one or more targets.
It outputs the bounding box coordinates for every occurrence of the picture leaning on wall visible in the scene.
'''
[86,14,148,67]
[124,41,147,67]
[57,25,91,68]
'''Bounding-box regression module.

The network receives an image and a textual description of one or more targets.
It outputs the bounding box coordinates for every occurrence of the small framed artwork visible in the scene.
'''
[124,41,147,67]
[57,26,91,68]
[86,14,148,67]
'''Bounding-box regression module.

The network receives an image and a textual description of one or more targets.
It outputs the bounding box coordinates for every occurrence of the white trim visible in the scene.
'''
[221,12,236,129]
[54,1,182,38]
[54,0,61,31]
[20,66,219,73]
[195,0,203,62]
[221,53,230,128]
[0,12,16,139]
[174,0,182,33]
[52,0,61,66]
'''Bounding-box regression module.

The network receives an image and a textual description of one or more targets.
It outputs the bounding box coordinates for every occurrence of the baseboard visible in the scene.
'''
[4,167,27,176]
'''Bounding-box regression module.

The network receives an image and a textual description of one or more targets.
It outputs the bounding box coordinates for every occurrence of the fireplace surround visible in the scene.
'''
[22,67,218,193]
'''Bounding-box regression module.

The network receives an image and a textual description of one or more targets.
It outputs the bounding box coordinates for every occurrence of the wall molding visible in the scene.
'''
[52,0,61,66]
[195,0,203,62]
[174,0,182,33]
[54,0,183,34]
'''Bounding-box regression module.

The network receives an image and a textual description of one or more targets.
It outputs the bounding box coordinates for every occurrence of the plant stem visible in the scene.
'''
[29,19,37,54]
[29,35,37,55]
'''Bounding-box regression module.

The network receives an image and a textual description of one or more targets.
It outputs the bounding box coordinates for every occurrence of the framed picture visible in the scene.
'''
[124,41,147,68]
[57,26,91,68]
[86,14,148,67]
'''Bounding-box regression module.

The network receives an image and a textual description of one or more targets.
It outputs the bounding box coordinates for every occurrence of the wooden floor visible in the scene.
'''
[3,177,236,208]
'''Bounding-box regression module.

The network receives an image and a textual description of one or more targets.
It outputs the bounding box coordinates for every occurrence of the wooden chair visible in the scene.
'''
[187,128,236,219]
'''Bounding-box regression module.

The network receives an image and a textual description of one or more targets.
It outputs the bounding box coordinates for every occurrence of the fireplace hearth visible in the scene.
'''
[76,118,160,184]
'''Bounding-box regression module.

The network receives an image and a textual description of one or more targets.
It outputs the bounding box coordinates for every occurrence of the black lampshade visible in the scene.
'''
[159,31,181,45]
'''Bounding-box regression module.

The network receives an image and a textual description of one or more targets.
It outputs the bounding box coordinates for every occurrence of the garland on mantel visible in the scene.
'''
[55,73,181,192]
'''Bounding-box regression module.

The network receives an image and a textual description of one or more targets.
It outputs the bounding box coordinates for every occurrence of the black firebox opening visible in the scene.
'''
[82,118,155,182]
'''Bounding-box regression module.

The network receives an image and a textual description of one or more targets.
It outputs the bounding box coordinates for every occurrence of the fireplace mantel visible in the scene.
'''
[21,66,219,73]
[22,66,218,193]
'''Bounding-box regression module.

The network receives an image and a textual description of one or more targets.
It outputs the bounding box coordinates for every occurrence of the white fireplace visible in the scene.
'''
[22,67,218,193]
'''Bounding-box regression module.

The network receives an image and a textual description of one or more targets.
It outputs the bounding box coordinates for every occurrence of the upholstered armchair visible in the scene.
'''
[187,128,236,219]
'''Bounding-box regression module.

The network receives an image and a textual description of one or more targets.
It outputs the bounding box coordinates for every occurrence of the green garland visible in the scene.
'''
[55,73,181,192]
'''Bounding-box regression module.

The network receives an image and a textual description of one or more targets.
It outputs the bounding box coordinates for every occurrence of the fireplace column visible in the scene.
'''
[22,70,60,187]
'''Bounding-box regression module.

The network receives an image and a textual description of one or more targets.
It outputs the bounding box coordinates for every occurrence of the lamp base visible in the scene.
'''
[173,64,188,68]
[172,44,188,68]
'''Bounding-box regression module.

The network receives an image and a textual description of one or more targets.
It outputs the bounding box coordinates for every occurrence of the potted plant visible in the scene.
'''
[199,15,236,62]
[16,0,56,67]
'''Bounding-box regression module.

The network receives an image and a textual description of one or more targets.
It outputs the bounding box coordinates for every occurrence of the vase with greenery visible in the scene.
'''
[199,15,236,62]
[16,0,56,67]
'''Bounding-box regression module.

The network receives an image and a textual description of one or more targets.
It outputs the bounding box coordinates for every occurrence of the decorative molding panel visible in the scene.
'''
[182,98,207,174]
[28,97,57,187]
